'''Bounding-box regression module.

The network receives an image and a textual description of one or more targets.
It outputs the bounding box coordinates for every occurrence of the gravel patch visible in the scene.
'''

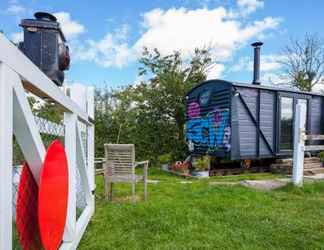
[209,181,239,186]
[304,174,324,180]
[240,179,289,190]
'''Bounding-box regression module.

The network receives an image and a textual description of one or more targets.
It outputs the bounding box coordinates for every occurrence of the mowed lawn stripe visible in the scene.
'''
[79,169,324,250]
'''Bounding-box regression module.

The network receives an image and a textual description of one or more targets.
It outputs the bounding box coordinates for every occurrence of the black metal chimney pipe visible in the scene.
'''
[251,41,263,85]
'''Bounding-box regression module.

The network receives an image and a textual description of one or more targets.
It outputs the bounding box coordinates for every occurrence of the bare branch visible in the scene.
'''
[280,33,324,91]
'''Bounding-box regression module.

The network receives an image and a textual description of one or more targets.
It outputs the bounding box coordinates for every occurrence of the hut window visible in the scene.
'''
[199,90,211,106]
[280,97,293,150]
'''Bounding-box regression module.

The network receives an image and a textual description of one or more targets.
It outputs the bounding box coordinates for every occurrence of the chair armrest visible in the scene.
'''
[135,160,149,168]
[103,161,114,177]
[135,160,149,180]
[95,158,106,164]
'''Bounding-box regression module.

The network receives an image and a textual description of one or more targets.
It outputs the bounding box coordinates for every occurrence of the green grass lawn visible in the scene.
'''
[79,168,324,249]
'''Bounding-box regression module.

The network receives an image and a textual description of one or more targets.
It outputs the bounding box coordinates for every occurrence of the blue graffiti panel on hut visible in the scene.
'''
[185,80,231,156]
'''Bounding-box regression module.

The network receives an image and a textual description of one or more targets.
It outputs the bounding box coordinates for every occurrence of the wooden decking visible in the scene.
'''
[270,157,324,175]
[210,166,269,176]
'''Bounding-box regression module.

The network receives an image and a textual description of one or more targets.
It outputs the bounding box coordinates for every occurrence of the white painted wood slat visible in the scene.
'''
[0,63,14,250]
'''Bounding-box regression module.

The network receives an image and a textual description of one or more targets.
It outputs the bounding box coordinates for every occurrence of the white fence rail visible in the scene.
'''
[0,34,95,249]
[293,103,324,186]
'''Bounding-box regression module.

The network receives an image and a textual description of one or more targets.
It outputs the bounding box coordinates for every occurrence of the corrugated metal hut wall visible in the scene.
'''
[231,85,324,160]
[186,80,324,160]
[185,80,232,158]
[309,96,323,135]
[307,95,324,146]
[231,86,276,160]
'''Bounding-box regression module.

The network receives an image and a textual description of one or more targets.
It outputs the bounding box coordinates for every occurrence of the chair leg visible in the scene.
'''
[105,180,113,202]
[144,162,148,201]
[108,183,113,201]
[144,178,147,201]
[132,181,136,203]
[104,179,109,201]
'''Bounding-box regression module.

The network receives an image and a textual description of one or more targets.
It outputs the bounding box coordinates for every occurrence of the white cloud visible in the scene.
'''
[230,57,249,72]
[312,81,324,94]
[72,4,280,71]
[231,54,284,73]
[53,12,85,40]
[10,31,23,43]
[237,0,264,15]
[207,63,225,79]
[134,7,280,63]
[6,3,26,15]
[73,25,133,68]
[260,54,284,72]
[261,72,285,85]
[230,54,287,84]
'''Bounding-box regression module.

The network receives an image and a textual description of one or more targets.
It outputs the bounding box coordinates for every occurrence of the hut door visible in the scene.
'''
[279,97,294,151]
[279,97,308,153]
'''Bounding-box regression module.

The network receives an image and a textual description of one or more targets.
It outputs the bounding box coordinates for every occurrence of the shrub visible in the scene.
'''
[159,153,172,164]
[319,151,324,162]
[193,156,210,171]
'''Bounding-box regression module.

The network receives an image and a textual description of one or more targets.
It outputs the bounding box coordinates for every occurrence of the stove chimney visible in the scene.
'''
[251,41,263,85]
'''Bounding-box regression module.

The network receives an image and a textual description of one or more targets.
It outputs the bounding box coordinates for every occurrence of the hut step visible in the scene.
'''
[270,157,323,175]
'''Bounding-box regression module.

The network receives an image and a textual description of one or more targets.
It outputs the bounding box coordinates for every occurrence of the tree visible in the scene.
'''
[94,48,213,162]
[280,33,324,91]
[94,87,121,157]
[137,48,212,160]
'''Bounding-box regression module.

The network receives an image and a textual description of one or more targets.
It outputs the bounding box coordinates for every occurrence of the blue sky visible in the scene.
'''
[1,0,324,88]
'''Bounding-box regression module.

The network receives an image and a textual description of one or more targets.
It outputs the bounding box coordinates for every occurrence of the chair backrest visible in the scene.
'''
[104,144,135,176]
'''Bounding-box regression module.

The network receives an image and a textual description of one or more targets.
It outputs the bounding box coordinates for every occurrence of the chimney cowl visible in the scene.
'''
[34,12,57,22]
[251,41,263,47]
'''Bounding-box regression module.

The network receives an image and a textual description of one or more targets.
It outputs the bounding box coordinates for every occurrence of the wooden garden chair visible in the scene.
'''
[103,144,149,203]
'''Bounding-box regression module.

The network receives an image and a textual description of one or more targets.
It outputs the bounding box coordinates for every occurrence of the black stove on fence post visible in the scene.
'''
[19,12,70,86]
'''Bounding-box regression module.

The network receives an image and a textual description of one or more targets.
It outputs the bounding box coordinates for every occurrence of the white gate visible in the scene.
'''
[0,33,95,249]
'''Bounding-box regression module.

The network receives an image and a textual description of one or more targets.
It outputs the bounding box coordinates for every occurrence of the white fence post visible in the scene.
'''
[59,84,95,250]
[0,63,14,250]
[87,87,95,193]
[292,103,306,186]
[63,113,77,242]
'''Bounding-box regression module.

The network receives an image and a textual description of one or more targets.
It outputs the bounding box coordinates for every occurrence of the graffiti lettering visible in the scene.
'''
[186,103,231,152]
[188,102,200,119]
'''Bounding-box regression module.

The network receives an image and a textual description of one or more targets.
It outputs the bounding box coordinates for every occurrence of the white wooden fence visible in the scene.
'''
[292,104,306,186]
[0,33,95,249]
[293,103,324,186]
